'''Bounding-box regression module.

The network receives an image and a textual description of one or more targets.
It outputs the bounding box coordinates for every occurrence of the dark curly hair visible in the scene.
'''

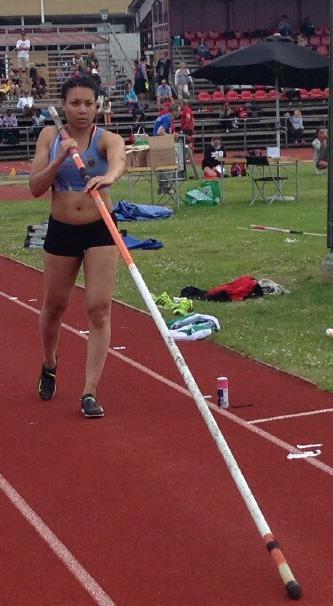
[61,75,99,100]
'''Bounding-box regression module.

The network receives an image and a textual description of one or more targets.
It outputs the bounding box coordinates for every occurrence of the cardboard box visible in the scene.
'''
[127,149,148,168]
[147,135,177,168]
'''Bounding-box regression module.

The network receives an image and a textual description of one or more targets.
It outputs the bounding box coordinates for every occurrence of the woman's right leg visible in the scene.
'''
[40,252,81,368]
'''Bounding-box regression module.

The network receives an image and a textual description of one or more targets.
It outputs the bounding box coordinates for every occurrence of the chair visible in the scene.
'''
[317,45,328,56]
[240,90,254,101]
[310,88,325,99]
[309,35,321,48]
[227,38,239,51]
[247,155,289,206]
[321,34,330,46]
[254,90,267,101]
[198,91,212,102]
[226,90,240,102]
[239,37,251,48]
[212,90,225,102]
[299,88,310,100]
[216,39,226,51]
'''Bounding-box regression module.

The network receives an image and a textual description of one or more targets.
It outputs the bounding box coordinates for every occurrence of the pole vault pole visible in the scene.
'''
[48,105,302,601]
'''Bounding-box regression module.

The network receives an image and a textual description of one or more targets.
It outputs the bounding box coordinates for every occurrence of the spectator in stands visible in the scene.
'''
[196,39,211,63]
[174,62,192,100]
[15,31,31,80]
[312,127,328,170]
[277,15,293,37]
[8,69,21,97]
[90,68,102,89]
[290,109,305,144]
[31,107,45,141]
[2,108,19,144]
[301,16,315,37]
[153,103,180,136]
[202,136,226,177]
[101,96,112,125]
[296,33,308,47]
[124,79,139,116]
[134,58,148,104]
[219,102,237,133]
[85,51,99,73]
[31,71,47,99]
[156,78,173,109]
[284,87,301,103]
[180,100,195,151]
[72,53,85,74]
[0,114,3,143]
[155,51,171,84]
[0,79,18,104]
[0,56,5,79]
[16,90,34,113]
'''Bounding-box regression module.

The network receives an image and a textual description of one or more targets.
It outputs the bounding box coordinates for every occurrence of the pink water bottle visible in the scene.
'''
[217,376,229,408]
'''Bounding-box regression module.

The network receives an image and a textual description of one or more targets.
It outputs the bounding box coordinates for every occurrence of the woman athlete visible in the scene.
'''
[29,75,126,418]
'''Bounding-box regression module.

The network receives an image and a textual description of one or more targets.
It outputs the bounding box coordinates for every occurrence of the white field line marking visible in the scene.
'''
[248,408,333,425]
[1,290,333,482]
[0,474,116,606]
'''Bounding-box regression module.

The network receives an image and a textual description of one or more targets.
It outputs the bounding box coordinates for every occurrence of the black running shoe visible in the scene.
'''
[81,394,104,418]
[38,362,57,401]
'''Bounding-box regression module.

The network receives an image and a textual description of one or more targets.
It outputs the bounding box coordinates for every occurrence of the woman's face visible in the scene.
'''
[63,86,97,129]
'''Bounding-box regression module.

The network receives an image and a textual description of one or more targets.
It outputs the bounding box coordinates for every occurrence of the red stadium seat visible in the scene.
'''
[321,34,330,46]
[212,90,225,102]
[254,90,267,101]
[267,89,278,100]
[239,37,250,48]
[234,30,243,39]
[209,31,219,40]
[226,90,240,101]
[315,27,324,36]
[216,39,226,51]
[310,88,325,99]
[207,38,215,49]
[309,35,321,48]
[190,40,199,49]
[299,89,310,99]
[323,26,330,35]
[240,89,254,100]
[317,45,329,56]
[323,87,330,98]
[198,91,213,102]
[185,31,195,41]
[227,38,239,51]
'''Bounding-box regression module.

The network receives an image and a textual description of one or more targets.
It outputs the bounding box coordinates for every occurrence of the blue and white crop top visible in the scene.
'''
[50,126,108,192]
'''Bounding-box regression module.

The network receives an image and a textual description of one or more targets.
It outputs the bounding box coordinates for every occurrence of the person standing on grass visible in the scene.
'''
[29,75,126,419]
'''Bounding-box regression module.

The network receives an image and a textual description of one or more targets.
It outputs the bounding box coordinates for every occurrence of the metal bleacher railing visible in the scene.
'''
[0,112,328,161]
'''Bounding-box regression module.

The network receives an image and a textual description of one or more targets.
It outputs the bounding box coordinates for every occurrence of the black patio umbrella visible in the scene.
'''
[192,36,329,147]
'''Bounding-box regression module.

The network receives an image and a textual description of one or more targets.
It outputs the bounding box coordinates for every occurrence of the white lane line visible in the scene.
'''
[0,474,116,606]
[2,290,333,483]
[248,408,333,425]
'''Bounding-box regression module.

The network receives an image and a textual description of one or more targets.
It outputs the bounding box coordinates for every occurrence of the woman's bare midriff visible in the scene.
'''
[51,190,113,224]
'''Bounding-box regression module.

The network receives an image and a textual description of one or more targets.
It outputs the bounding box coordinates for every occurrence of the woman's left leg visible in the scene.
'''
[83,245,119,397]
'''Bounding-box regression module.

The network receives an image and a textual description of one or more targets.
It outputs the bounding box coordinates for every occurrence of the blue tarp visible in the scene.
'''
[123,234,163,250]
[114,200,173,221]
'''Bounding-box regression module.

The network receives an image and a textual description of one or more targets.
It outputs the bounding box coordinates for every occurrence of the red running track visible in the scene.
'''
[1,254,333,605]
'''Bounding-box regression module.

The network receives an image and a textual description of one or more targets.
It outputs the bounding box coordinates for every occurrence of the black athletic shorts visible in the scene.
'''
[44,213,118,257]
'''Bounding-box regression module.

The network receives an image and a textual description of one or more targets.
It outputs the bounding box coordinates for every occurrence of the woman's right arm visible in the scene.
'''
[29,127,77,197]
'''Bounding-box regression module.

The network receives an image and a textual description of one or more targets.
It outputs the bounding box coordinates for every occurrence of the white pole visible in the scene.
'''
[40,0,45,23]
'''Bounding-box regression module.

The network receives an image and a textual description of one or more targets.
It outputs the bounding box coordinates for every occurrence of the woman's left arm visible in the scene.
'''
[85,131,126,193]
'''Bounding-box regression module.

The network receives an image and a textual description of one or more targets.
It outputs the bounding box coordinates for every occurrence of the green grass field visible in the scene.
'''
[1,163,333,390]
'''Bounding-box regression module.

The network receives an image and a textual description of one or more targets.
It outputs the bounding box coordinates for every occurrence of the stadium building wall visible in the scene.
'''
[0,0,130,19]
[169,0,329,35]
